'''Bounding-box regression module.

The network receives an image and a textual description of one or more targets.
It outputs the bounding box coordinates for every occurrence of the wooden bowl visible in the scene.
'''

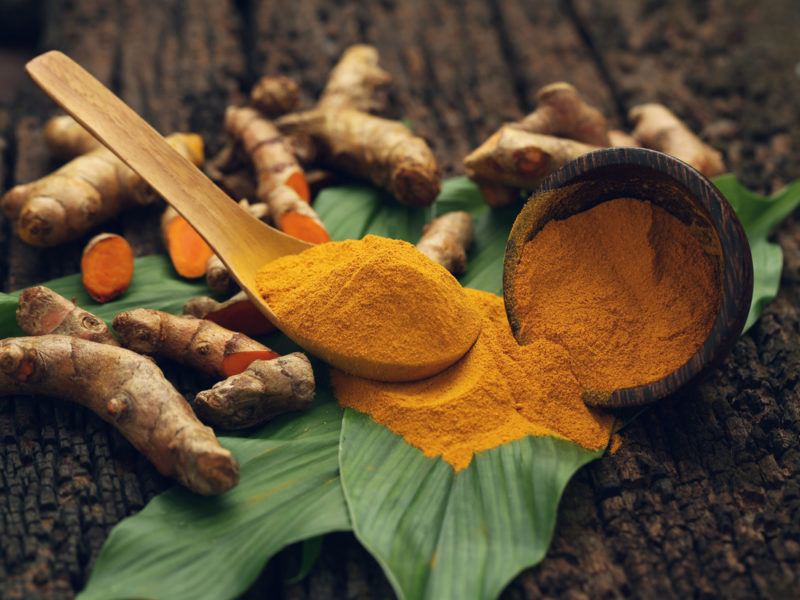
[503,148,753,409]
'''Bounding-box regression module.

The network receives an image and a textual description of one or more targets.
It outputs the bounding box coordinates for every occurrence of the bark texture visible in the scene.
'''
[1,0,799,598]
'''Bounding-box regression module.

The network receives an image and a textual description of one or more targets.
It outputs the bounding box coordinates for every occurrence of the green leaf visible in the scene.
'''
[340,410,600,600]
[285,536,324,585]
[79,401,349,600]
[713,175,800,330]
[317,177,517,294]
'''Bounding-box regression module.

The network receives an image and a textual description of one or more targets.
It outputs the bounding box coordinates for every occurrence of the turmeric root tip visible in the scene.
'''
[113,308,278,378]
[43,115,102,160]
[270,185,330,244]
[629,103,725,177]
[195,353,315,430]
[250,75,300,117]
[81,233,135,303]
[16,285,118,346]
[416,211,474,275]
[516,82,610,146]
[0,335,238,495]
[464,126,599,190]
[162,207,214,279]
[318,44,391,113]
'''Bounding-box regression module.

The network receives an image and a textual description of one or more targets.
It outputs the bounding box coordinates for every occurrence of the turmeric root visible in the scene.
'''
[224,107,330,245]
[161,207,215,279]
[629,103,725,177]
[194,353,315,430]
[514,82,610,146]
[318,44,391,113]
[0,335,238,495]
[416,211,474,275]
[183,291,275,337]
[270,185,330,244]
[43,115,101,160]
[464,126,599,191]
[81,233,134,302]
[277,109,441,207]
[608,129,641,148]
[16,286,118,346]
[225,106,310,202]
[113,309,278,377]
[250,75,300,117]
[1,133,203,247]
[205,200,270,294]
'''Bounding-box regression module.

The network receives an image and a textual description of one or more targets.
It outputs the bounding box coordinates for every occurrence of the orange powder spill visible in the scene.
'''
[513,198,720,391]
[332,289,614,470]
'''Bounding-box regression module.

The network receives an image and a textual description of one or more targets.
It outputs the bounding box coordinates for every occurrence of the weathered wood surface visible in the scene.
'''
[0,0,798,597]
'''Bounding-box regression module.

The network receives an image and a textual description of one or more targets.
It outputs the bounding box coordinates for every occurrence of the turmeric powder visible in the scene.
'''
[331,199,719,470]
[255,235,481,382]
[332,289,614,470]
[512,198,719,392]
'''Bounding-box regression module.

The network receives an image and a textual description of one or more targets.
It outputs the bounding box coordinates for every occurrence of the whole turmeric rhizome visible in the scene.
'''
[326,199,720,470]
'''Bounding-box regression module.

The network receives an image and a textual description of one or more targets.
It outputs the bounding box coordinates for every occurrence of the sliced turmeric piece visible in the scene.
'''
[270,185,330,244]
[81,233,135,303]
[183,291,275,337]
[161,207,214,279]
[113,308,279,378]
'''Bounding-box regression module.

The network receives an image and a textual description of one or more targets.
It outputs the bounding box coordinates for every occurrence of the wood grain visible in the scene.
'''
[1,0,799,598]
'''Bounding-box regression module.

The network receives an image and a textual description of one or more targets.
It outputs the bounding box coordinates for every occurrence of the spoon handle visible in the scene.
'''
[25,51,263,271]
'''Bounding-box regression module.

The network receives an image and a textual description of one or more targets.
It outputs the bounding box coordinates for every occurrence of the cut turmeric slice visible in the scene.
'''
[161,207,214,278]
[221,350,281,377]
[81,233,135,303]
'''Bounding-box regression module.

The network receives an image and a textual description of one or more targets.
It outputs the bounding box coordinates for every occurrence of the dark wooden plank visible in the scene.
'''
[5,0,799,598]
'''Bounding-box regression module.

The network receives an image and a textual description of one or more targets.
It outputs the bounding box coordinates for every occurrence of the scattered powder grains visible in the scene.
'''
[332,289,614,471]
[513,198,720,391]
[255,235,482,381]
[332,199,720,471]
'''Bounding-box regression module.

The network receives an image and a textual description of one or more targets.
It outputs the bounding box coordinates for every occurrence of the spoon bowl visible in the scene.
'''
[503,148,753,408]
[25,51,470,382]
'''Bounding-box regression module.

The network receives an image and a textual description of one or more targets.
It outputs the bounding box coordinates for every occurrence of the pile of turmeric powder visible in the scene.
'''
[255,235,482,382]
[330,198,719,470]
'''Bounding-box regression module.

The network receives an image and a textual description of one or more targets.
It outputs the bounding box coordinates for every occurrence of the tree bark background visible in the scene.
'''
[0,0,799,598]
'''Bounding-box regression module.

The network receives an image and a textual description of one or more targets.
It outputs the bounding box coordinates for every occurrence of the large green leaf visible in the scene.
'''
[340,411,600,600]
[712,175,800,331]
[79,400,349,600]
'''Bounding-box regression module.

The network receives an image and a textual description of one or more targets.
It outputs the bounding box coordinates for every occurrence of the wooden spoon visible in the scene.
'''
[25,50,467,382]
[503,148,753,409]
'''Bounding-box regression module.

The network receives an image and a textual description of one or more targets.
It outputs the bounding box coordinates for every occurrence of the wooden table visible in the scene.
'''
[1,1,799,597]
